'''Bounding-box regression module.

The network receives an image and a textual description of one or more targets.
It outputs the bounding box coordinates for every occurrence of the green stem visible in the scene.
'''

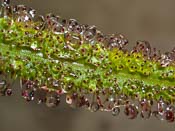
[0,17,175,103]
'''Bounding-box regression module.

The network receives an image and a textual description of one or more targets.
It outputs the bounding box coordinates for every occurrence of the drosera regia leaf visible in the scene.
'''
[0,0,175,122]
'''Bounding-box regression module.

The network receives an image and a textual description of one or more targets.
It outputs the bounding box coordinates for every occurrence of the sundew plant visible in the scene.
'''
[0,0,175,122]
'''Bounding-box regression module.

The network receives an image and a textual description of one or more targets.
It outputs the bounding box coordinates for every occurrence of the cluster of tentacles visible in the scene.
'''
[0,0,175,122]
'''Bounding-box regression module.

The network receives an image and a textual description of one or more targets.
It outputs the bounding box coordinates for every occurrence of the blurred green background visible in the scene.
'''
[0,0,175,131]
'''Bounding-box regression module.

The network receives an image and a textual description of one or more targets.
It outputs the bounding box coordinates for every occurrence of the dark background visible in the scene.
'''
[0,0,175,131]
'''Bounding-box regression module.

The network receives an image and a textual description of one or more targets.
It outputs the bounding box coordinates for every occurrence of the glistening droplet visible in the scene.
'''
[2,0,10,7]
[0,80,6,88]
[52,23,65,34]
[117,94,128,105]
[21,89,35,101]
[15,5,32,22]
[66,94,73,105]
[165,110,174,122]
[0,80,7,96]
[83,25,96,42]
[124,104,138,119]
[68,19,78,32]
[28,7,36,18]
[5,88,12,96]
[90,102,99,112]
[21,79,36,101]
[45,92,60,107]
[164,106,175,122]
[95,31,105,42]
[34,15,45,30]
[156,99,167,120]
[112,106,120,116]
[133,40,151,57]
[140,99,151,119]
[65,33,82,45]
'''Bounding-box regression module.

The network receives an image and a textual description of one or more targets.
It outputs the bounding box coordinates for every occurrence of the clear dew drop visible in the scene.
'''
[112,106,120,116]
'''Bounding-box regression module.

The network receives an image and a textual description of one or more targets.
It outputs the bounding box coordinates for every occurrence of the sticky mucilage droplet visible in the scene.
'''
[45,91,60,107]
[124,104,138,119]
[67,19,79,32]
[0,80,7,95]
[1,0,11,18]
[21,79,36,101]
[140,99,152,119]
[165,106,175,123]
[154,98,168,120]
[83,25,96,43]
[2,0,10,7]
[112,106,120,116]
[90,102,100,112]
